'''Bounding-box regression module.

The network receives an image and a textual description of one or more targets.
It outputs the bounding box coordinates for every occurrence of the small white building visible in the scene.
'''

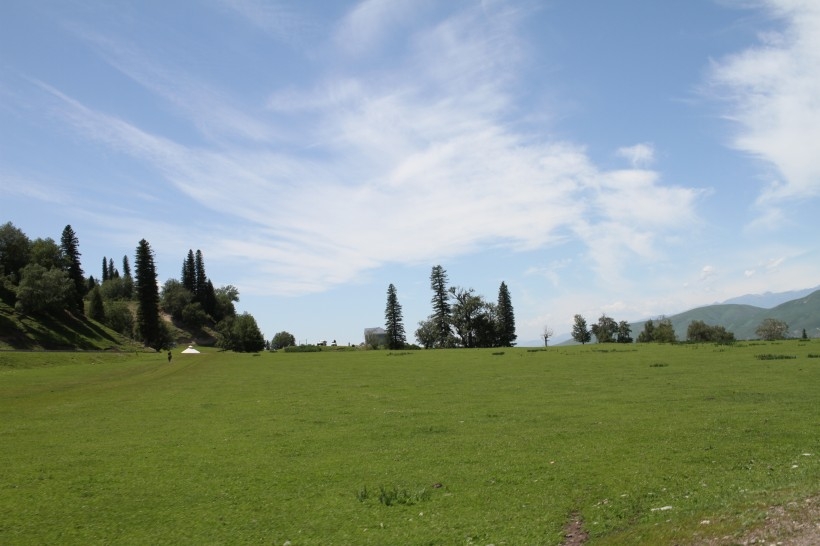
[363,327,387,346]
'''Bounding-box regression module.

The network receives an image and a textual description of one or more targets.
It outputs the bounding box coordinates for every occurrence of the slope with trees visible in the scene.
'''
[1,221,265,352]
[630,289,820,341]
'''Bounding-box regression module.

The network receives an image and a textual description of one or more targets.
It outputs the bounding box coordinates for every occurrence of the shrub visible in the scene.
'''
[755,354,797,360]
[283,345,322,353]
[271,331,296,350]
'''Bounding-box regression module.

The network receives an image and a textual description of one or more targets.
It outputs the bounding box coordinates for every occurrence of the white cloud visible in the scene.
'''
[524,258,572,287]
[0,171,69,204]
[766,256,785,269]
[334,0,433,57]
[34,1,703,296]
[69,29,278,144]
[710,0,820,207]
[699,265,716,281]
[616,143,655,167]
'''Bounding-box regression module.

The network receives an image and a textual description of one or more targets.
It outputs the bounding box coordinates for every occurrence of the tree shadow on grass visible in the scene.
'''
[0,311,36,349]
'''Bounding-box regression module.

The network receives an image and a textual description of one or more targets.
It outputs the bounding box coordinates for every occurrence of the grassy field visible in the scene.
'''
[1,341,818,545]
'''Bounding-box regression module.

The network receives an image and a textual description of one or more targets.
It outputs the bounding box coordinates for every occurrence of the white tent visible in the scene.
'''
[181,345,200,354]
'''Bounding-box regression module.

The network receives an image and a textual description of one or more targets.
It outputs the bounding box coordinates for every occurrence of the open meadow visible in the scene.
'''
[1,341,819,545]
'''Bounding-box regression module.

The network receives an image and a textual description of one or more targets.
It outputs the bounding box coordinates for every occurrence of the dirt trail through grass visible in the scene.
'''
[696,495,820,545]
[560,512,589,545]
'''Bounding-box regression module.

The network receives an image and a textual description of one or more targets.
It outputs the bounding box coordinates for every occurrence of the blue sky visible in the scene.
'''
[2,0,819,345]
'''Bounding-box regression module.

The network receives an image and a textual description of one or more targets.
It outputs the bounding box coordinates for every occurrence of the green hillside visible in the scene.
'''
[633,289,820,340]
[0,300,134,351]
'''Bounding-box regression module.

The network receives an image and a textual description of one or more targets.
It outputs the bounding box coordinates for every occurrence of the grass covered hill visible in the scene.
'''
[0,300,133,351]
[632,288,820,340]
[0,300,213,351]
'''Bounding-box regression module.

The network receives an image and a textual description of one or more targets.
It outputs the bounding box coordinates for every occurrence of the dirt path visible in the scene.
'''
[695,495,820,546]
[560,512,589,546]
[560,496,820,545]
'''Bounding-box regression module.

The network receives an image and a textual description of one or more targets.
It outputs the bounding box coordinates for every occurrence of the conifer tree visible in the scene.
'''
[182,249,196,293]
[194,250,207,299]
[202,279,217,317]
[60,225,85,314]
[109,257,119,279]
[384,283,406,350]
[122,255,131,278]
[102,257,109,282]
[135,239,161,349]
[496,281,516,346]
[430,265,451,347]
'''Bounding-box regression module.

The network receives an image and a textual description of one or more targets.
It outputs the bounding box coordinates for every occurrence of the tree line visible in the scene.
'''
[568,312,793,344]
[407,265,516,349]
[0,221,264,352]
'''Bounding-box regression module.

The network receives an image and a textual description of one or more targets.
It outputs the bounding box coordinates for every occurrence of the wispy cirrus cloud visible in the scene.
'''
[216,0,318,49]
[33,1,703,296]
[334,0,425,56]
[709,0,820,208]
[66,27,278,144]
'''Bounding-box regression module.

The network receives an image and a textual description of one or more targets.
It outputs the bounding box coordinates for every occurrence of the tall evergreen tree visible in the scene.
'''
[182,249,196,293]
[135,239,161,349]
[194,249,207,299]
[109,257,119,279]
[122,255,131,278]
[202,279,217,317]
[496,281,516,347]
[60,225,85,314]
[101,256,109,282]
[384,283,406,350]
[429,265,451,347]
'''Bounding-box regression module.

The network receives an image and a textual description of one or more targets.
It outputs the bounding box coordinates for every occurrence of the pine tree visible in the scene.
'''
[194,250,207,300]
[135,239,161,349]
[102,256,109,282]
[430,265,451,347]
[496,281,516,347]
[202,279,217,317]
[571,314,591,344]
[384,283,406,350]
[182,249,196,293]
[122,255,131,278]
[109,257,119,279]
[60,225,85,314]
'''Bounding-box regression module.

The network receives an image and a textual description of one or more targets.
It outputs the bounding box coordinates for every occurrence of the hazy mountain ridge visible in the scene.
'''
[719,286,820,308]
[632,288,820,341]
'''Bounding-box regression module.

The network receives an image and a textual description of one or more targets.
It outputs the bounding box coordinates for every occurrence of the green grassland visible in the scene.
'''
[1,342,819,545]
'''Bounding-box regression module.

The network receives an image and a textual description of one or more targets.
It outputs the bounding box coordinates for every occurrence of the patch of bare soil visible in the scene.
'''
[561,512,589,546]
[695,496,820,546]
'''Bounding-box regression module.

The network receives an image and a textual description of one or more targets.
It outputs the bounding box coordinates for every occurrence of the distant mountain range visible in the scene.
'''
[630,288,820,341]
[719,286,820,308]
[524,287,820,346]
